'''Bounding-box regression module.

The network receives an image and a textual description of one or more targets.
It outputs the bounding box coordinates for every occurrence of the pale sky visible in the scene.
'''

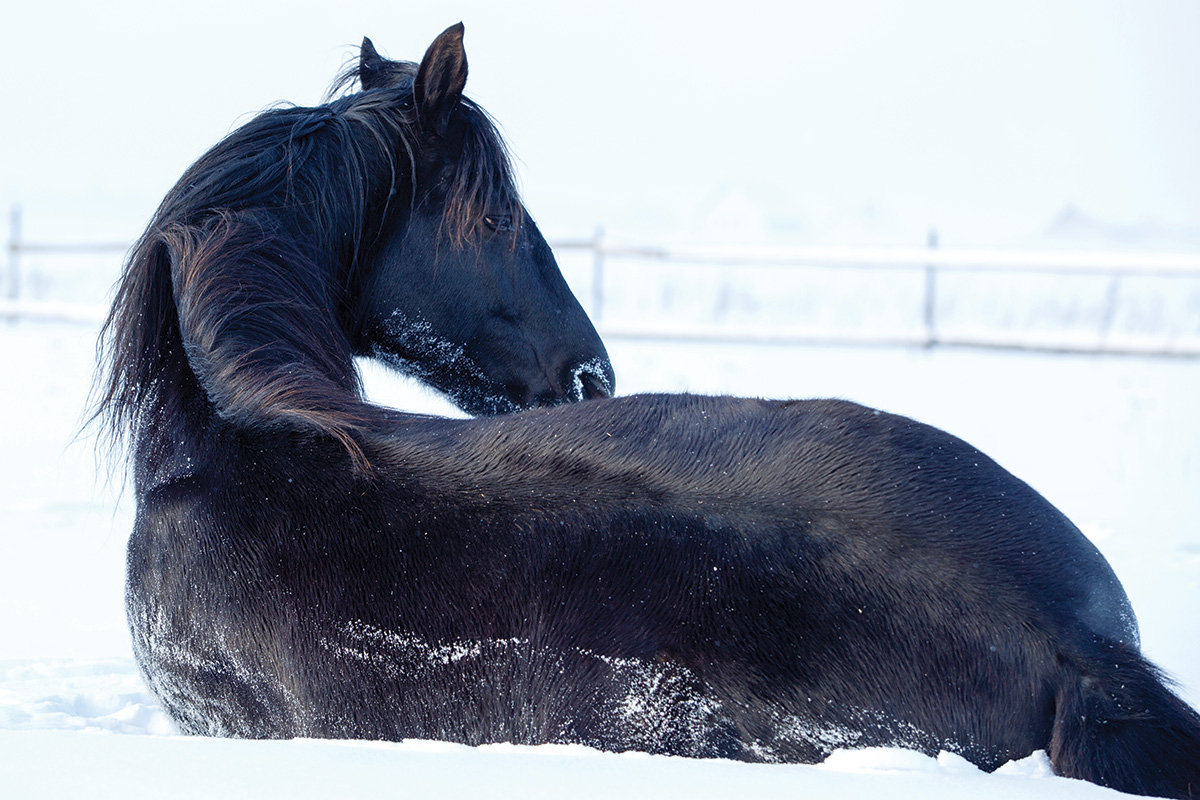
[2,0,1198,248]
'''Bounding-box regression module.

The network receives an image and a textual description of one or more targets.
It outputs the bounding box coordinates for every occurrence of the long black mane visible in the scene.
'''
[95,51,521,463]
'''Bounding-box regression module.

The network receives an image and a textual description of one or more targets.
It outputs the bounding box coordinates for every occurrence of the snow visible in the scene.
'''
[2,309,1196,798]
[0,732,1130,800]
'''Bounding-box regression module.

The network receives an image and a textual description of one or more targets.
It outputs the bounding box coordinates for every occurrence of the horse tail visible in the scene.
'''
[1050,644,1200,799]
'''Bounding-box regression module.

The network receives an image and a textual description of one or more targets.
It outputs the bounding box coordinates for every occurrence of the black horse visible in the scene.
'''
[98,25,1200,799]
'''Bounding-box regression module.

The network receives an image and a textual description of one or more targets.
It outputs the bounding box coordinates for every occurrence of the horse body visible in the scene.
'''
[129,393,1131,766]
[104,25,1200,799]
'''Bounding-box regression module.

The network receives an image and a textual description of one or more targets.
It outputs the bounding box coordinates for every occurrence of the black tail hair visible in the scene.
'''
[1052,645,1200,799]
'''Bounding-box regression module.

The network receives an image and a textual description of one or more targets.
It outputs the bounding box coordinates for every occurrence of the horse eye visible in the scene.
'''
[483,214,516,233]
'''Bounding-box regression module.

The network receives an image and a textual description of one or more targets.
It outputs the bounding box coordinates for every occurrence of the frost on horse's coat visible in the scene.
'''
[98,24,1200,800]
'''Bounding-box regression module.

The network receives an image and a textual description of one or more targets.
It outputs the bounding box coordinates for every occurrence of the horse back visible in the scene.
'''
[126,393,1138,762]
[417,393,1135,647]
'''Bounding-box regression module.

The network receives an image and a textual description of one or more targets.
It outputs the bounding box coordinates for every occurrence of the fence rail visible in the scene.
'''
[7,205,1200,357]
[566,234,1200,275]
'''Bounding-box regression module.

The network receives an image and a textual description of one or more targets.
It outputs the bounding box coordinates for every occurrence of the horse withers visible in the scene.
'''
[97,24,1200,799]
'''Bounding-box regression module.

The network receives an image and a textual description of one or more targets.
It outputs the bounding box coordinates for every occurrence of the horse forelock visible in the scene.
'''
[331,52,524,246]
[440,98,525,246]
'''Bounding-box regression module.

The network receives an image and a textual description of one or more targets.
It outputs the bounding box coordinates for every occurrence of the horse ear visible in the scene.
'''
[359,37,385,90]
[414,22,467,137]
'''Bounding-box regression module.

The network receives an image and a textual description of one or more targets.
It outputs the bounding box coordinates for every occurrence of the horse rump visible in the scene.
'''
[1052,643,1200,799]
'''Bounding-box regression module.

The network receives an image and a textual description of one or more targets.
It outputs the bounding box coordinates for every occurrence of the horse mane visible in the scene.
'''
[94,45,523,467]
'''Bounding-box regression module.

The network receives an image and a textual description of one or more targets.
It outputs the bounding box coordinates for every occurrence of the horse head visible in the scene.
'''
[353,25,614,415]
[97,23,613,473]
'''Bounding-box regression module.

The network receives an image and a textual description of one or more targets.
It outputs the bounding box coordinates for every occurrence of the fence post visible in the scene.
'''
[1098,275,1122,347]
[6,204,20,299]
[591,225,605,324]
[5,204,20,321]
[923,228,939,347]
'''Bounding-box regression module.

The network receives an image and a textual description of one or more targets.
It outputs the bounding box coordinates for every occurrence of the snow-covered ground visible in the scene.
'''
[1,299,1196,797]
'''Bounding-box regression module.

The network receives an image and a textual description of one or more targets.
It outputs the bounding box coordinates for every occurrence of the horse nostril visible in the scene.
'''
[568,361,614,403]
[580,372,611,401]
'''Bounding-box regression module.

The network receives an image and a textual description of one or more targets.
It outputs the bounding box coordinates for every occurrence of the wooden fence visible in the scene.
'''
[7,206,1200,357]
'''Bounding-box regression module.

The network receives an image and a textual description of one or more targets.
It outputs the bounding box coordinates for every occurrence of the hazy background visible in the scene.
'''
[2,0,1199,250]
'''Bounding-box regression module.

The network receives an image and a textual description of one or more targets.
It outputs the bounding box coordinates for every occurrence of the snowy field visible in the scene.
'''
[1,306,1197,798]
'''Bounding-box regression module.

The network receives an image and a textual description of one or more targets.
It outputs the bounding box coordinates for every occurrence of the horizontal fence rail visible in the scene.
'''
[550,231,1200,357]
[556,237,1200,275]
[7,205,1200,357]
